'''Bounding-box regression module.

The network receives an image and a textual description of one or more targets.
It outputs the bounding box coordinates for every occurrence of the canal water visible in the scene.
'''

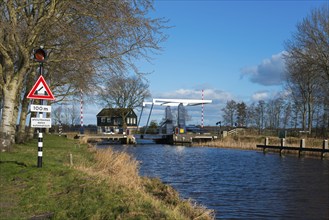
[98,144,329,219]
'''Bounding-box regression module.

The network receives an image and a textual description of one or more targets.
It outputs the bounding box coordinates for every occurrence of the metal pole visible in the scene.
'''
[137,106,144,131]
[144,103,154,135]
[37,132,43,168]
[201,89,204,128]
[37,62,43,168]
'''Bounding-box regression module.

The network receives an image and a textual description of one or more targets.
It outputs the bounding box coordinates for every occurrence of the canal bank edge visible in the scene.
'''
[196,136,329,159]
[0,134,214,220]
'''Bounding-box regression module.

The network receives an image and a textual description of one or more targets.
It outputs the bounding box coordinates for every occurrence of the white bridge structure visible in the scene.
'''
[142,98,212,107]
[138,98,212,135]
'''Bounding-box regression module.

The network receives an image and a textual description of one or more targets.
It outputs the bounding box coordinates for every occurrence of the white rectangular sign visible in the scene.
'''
[31,104,52,113]
[31,118,52,128]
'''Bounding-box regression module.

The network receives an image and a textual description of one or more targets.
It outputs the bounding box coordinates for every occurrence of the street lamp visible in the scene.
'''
[216,121,221,136]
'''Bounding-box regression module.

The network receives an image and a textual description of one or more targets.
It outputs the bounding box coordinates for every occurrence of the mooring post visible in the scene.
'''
[265,137,269,146]
[299,139,305,157]
[322,140,328,159]
[280,138,285,156]
[263,137,269,154]
[323,140,328,150]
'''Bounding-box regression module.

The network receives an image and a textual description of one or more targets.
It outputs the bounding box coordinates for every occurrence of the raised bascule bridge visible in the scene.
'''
[135,98,218,145]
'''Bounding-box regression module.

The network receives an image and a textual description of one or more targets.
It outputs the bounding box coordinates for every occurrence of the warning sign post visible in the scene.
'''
[27,48,55,168]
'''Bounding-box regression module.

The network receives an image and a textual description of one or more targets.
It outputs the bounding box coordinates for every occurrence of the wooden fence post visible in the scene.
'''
[322,140,328,159]
[262,138,269,154]
[265,137,269,146]
[279,138,285,156]
[299,139,305,157]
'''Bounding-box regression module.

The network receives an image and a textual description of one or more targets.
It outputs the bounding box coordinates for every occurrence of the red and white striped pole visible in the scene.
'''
[201,89,204,128]
[80,89,84,134]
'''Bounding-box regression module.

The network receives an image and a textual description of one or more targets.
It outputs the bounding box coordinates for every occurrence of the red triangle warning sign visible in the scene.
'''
[27,75,55,100]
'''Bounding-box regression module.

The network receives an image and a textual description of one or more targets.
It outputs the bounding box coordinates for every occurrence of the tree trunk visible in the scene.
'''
[12,93,20,140]
[16,96,30,143]
[301,104,307,131]
[27,112,37,140]
[121,113,128,132]
[16,72,36,143]
[1,77,20,149]
[308,102,313,134]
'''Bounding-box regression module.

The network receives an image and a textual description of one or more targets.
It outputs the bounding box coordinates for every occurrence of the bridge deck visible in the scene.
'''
[134,133,217,145]
[80,133,217,145]
[80,134,136,144]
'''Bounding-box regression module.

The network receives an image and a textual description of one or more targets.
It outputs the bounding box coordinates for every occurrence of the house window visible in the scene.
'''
[107,117,111,123]
[127,117,131,125]
[101,117,106,123]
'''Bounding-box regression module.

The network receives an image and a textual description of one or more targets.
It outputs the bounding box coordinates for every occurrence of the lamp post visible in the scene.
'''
[216,121,221,137]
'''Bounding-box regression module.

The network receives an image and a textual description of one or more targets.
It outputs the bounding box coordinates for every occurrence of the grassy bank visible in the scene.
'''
[0,135,213,219]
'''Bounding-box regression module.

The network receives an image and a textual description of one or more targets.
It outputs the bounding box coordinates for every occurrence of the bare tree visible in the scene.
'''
[282,101,292,129]
[266,97,284,129]
[52,106,62,125]
[246,102,256,128]
[236,102,247,127]
[255,100,266,134]
[0,1,167,147]
[284,4,329,134]
[99,73,151,129]
[68,105,79,126]
[222,100,237,127]
[285,49,322,133]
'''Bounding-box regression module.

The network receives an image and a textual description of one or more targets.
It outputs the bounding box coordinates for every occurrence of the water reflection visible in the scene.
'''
[99,144,329,219]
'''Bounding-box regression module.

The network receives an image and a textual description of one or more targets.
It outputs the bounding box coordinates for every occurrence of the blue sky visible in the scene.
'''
[84,0,327,126]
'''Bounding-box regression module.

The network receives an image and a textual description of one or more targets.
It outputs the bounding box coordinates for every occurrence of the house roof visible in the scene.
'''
[96,108,135,117]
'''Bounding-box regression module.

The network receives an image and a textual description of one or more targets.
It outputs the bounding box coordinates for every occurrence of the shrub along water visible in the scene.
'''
[0,134,214,219]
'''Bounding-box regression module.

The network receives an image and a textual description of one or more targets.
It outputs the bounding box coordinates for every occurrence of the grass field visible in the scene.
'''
[0,134,213,219]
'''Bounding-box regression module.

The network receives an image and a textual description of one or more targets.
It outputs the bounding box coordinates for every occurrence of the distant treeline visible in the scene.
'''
[221,97,328,137]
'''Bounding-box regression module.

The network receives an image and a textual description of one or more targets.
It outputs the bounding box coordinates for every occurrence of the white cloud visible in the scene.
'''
[251,91,270,101]
[158,88,233,102]
[241,51,287,86]
[251,89,290,102]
